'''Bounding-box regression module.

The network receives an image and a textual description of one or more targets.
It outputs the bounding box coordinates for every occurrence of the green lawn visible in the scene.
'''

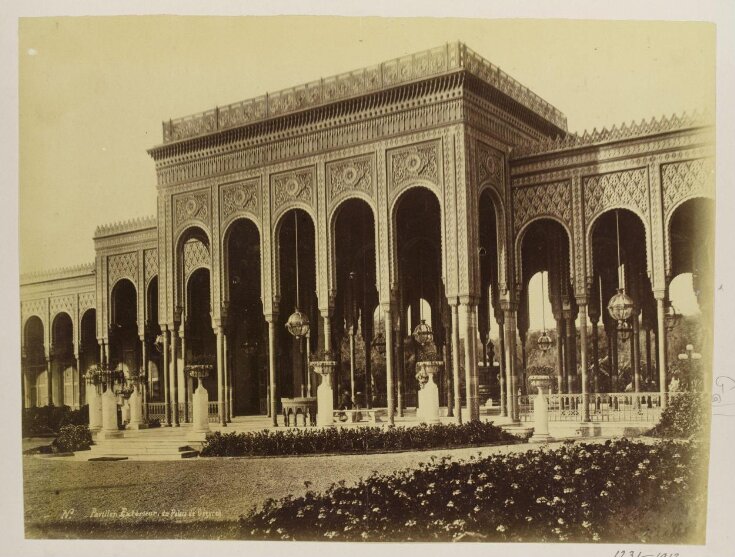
[24,441,571,539]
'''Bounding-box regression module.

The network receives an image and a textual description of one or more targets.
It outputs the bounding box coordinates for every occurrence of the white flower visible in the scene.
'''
[582,521,591,528]
[452,489,461,496]
[496,525,507,532]
[511,483,519,489]
[600,490,609,497]
[592,532,600,541]
[574,468,583,475]
[447,501,455,508]
[553,475,562,481]
[558,518,565,525]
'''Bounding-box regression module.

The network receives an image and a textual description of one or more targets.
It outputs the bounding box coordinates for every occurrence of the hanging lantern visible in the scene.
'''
[617,319,633,341]
[537,330,553,352]
[285,309,310,338]
[664,303,681,332]
[372,330,386,354]
[607,288,636,325]
[412,319,434,346]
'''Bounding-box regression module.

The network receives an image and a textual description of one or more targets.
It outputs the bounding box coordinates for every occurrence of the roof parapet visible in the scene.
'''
[158,42,567,145]
[512,109,712,158]
[20,262,95,285]
[94,215,157,238]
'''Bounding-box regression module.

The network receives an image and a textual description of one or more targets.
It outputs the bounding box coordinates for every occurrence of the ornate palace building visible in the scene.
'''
[20,42,714,428]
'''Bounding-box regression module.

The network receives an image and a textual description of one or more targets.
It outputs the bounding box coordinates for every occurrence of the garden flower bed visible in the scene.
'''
[240,438,706,543]
[200,421,521,457]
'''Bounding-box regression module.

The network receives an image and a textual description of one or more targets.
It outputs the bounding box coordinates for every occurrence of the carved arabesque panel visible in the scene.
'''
[144,248,159,285]
[272,167,315,212]
[662,158,715,217]
[108,252,138,288]
[476,141,503,187]
[388,140,440,196]
[50,295,75,321]
[513,181,572,233]
[583,167,649,223]
[79,292,96,317]
[326,155,374,206]
[183,238,210,279]
[221,179,260,224]
[174,190,210,231]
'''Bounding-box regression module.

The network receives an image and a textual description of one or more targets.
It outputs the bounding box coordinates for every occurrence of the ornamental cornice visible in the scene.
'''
[95,216,157,238]
[510,145,712,187]
[20,263,95,286]
[510,127,712,177]
[153,98,466,188]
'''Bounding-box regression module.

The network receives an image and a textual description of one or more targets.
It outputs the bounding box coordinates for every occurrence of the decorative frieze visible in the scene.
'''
[79,292,96,316]
[21,299,47,324]
[221,179,260,223]
[326,155,374,206]
[173,190,210,230]
[272,167,315,212]
[107,252,138,287]
[50,295,75,320]
[583,167,649,223]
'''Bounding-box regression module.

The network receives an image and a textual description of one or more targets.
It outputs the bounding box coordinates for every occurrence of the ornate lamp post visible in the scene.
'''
[285,212,311,400]
[537,271,553,353]
[677,343,702,390]
[186,356,214,440]
[83,364,105,432]
[607,211,636,337]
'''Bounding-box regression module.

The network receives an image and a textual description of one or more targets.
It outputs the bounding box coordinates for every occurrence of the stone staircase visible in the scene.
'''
[86,427,200,460]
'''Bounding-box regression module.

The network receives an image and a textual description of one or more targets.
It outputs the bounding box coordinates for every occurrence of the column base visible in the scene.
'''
[96,430,123,441]
[529,432,553,443]
[126,423,148,430]
[187,430,209,443]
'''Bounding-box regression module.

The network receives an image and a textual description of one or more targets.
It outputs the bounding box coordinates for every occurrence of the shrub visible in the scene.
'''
[648,392,707,438]
[240,438,704,543]
[22,405,89,437]
[54,424,93,452]
[201,421,520,457]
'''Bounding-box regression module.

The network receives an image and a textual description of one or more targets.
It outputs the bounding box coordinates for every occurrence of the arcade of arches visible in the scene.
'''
[20,42,715,427]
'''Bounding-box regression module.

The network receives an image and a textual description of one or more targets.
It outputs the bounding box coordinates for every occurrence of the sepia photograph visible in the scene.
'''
[6,4,735,555]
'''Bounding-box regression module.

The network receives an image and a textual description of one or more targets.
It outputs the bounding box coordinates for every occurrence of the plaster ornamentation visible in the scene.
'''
[144,248,159,285]
[108,252,138,288]
[389,140,440,194]
[79,292,96,317]
[476,141,503,186]
[583,167,649,223]
[513,180,572,233]
[174,190,210,230]
[662,158,715,217]
[183,239,210,280]
[326,155,374,206]
[50,295,76,321]
[220,179,260,223]
[272,167,315,212]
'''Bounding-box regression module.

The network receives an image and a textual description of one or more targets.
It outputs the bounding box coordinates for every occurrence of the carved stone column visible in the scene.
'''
[578,299,590,422]
[450,302,462,424]
[266,314,278,426]
[215,327,226,427]
[170,328,180,427]
[503,307,518,422]
[656,296,669,408]
[497,312,507,417]
[162,328,171,426]
[590,316,600,394]
[632,310,641,394]
[384,305,395,425]
[461,302,479,421]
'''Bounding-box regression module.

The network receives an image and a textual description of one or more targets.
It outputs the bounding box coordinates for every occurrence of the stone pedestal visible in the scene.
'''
[312,360,336,427]
[87,386,102,432]
[127,385,147,430]
[416,361,441,425]
[530,386,553,443]
[188,382,210,442]
[121,399,131,424]
[98,388,122,440]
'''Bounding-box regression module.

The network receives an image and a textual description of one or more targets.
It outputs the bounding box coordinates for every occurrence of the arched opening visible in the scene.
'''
[332,199,377,409]
[186,268,217,403]
[590,209,652,393]
[51,312,75,407]
[478,188,502,410]
[394,187,444,414]
[225,218,266,416]
[520,218,573,395]
[667,197,714,390]
[79,309,98,406]
[145,277,163,401]
[277,209,317,402]
[23,316,45,407]
[110,278,138,374]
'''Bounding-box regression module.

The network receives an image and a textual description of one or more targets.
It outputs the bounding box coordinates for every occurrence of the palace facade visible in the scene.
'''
[20,42,714,427]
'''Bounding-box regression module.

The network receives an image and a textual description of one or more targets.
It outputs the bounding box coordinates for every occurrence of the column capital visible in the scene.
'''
[263,312,279,324]
[575,296,589,307]
[458,295,480,307]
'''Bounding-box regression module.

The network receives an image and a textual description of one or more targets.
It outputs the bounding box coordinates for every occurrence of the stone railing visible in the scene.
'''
[161,42,566,143]
[517,392,665,423]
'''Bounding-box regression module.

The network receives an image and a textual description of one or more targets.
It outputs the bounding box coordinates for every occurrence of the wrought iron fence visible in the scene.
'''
[146,402,166,422]
[517,392,665,423]
[207,401,219,423]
